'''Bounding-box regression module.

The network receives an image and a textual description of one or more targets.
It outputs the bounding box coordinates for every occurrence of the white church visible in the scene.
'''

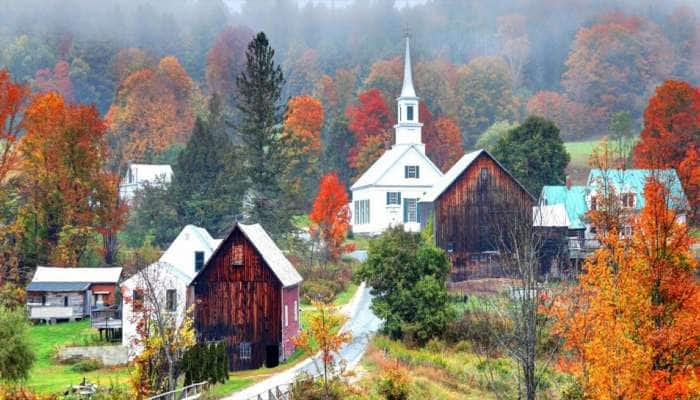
[350,36,444,235]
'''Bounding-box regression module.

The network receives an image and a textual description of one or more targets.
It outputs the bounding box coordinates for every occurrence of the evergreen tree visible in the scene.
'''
[491,116,570,197]
[235,32,292,239]
[218,341,229,383]
[170,94,241,236]
[320,115,355,189]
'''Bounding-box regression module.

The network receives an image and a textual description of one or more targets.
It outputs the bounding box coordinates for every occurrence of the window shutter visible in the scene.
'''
[404,166,408,178]
[416,201,420,223]
[397,192,401,204]
[386,192,390,205]
[416,166,420,178]
[403,200,408,223]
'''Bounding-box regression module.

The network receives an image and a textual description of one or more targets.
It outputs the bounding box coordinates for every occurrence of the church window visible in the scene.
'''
[405,165,420,179]
[403,198,418,223]
[354,199,370,225]
[406,105,414,121]
[386,192,401,205]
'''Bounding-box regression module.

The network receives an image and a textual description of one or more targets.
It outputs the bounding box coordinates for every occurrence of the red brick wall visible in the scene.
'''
[89,283,117,306]
[281,284,300,359]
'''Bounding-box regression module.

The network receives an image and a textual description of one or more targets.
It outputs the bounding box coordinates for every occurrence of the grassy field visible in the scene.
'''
[26,320,129,394]
[564,137,604,184]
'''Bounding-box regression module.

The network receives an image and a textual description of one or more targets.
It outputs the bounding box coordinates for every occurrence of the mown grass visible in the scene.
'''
[26,320,129,394]
[565,138,604,169]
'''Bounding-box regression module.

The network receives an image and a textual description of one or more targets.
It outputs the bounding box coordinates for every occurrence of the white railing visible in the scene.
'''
[147,381,208,400]
[29,306,77,320]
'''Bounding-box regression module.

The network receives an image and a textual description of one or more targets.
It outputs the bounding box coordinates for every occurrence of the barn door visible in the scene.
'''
[265,344,279,368]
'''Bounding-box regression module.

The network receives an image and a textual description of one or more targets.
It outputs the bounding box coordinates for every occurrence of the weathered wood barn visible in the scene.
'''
[190,222,303,371]
[26,266,123,323]
[419,150,535,281]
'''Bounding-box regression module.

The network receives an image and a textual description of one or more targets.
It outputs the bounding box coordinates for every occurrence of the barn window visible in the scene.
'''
[447,242,454,253]
[239,342,252,361]
[166,289,177,312]
[386,192,401,205]
[403,198,418,223]
[480,167,489,183]
[622,193,635,208]
[232,243,244,266]
[132,290,143,311]
[194,251,205,272]
[354,199,370,225]
[405,165,420,179]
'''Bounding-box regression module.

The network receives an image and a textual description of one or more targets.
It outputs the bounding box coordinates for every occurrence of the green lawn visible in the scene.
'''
[26,320,129,394]
[564,138,605,169]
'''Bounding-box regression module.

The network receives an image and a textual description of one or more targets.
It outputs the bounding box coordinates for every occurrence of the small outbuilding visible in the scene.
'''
[190,222,303,371]
[27,266,123,323]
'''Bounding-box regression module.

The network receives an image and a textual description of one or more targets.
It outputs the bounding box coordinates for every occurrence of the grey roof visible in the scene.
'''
[27,282,90,292]
[192,222,303,288]
[32,266,122,283]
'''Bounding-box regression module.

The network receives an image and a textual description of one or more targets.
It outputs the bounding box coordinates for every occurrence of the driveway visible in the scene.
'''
[223,283,381,400]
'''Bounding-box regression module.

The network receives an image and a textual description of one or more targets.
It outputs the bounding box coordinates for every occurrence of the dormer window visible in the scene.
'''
[622,193,635,208]
[405,165,420,179]
[406,105,414,121]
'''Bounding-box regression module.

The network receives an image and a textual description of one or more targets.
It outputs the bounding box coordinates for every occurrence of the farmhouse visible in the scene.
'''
[350,36,443,235]
[419,149,535,281]
[26,266,122,323]
[118,161,173,202]
[190,222,302,371]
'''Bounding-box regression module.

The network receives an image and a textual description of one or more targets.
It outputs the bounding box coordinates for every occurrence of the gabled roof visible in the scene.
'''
[533,204,570,227]
[587,168,686,209]
[121,261,193,287]
[351,144,442,190]
[31,266,122,284]
[192,222,303,288]
[540,185,587,230]
[421,149,534,203]
[27,282,91,292]
[160,225,219,277]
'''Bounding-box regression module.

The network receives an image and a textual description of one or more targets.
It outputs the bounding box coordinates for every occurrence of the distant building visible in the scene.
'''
[120,225,220,351]
[27,266,122,323]
[119,162,173,202]
[419,150,535,281]
[538,169,687,259]
[350,36,443,235]
[191,222,302,371]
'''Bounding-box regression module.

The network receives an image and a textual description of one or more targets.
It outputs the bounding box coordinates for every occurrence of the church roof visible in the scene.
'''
[350,144,441,190]
[399,36,416,98]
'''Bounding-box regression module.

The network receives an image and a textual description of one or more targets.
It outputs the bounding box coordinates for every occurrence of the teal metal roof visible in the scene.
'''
[587,169,686,209]
[540,185,588,229]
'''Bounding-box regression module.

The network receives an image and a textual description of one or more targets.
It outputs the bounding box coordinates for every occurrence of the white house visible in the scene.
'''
[350,36,443,235]
[120,225,220,353]
[118,162,173,202]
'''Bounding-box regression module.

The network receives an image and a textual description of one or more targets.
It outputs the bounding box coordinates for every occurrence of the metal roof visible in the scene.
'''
[587,168,686,209]
[27,282,90,292]
[31,266,123,284]
[540,185,588,230]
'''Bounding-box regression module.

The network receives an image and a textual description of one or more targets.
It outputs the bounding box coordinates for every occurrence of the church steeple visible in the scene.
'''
[394,34,423,148]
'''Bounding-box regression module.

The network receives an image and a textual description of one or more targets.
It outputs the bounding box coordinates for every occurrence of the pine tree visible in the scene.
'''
[235,32,291,239]
[218,341,229,383]
[170,94,240,236]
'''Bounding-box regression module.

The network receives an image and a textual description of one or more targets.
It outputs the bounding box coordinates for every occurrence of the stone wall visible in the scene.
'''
[58,345,128,366]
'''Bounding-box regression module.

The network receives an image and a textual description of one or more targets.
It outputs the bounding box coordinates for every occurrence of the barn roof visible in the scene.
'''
[192,222,303,288]
[421,149,534,203]
[31,266,123,284]
[27,282,91,292]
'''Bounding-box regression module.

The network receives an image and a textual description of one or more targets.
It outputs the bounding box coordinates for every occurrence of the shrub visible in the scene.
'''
[0,306,35,382]
[301,280,337,303]
[289,374,353,400]
[443,308,510,356]
[0,385,56,400]
[69,359,102,372]
[376,365,411,400]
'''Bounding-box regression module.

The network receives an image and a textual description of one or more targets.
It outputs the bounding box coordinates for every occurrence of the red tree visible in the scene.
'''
[0,69,29,183]
[309,172,353,264]
[205,25,255,105]
[633,80,700,220]
[34,60,74,101]
[345,88,393,176]
[420,103,463,171]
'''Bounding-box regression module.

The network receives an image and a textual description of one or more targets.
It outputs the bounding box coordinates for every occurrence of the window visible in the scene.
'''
[622,225,633,238]
[64,296,68,307]
[403,198,418,223]
[294,300,298,322]
[354,199,370,225]
[194,251,205,272]
[406,105,414,121]
[622,193,635,208]
[166,289,177,312]
[41,295,46,306]
[404,165,420,179]
[239,342,252,361]
[386,192,401,205]
[232,243,243,266]
[284,305,289,327]
[480,167,489,183]
[132,290,143,311]
[447,242,454,253]
[590,196,598,211]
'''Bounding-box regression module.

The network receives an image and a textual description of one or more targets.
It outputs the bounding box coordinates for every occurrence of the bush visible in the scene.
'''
[0,306,35,382]
[69,359,102,372]
[289,374,354,400]
[301,279,338,303]
[443,308,510,356]
[376,365,411,400]
[0,385,56,400]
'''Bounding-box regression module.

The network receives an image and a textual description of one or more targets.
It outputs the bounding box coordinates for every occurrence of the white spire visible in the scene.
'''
[399,35,416,98]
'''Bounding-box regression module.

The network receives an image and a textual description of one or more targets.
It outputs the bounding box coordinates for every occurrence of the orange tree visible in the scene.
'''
[551,178,700,399]
[309,172,353,266]
[345,88,393,178]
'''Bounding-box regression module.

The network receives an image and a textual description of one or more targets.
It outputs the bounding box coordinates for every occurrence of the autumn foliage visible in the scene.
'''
[420,102,463,171]
[633,80,700,220]
[309,172,353,264]
[552,179,700,399]
[205,25,255,105]
[0,69,29,183]
[34,60,73,102]
[346,88,393,177]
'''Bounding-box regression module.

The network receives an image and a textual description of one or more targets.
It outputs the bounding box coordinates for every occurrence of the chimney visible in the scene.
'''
[565,175,571,190]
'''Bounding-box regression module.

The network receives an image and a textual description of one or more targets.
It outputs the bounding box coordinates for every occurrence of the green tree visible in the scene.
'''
[357,226,454,343]
[0,306,35,382]
[235,32,291,239]
[121,182,179,249]
[170,95,240,236]
[476,121,519,152]
[608,111,634,167]
[492,116,570,196]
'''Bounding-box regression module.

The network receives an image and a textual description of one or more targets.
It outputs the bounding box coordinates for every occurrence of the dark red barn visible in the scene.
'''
[419,149,535,281]
[190,222,302,371]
